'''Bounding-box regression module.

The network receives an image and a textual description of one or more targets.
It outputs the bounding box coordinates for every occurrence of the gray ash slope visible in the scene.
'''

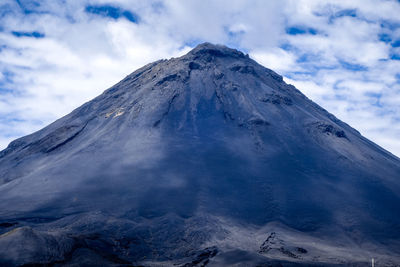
[0,43,400,266]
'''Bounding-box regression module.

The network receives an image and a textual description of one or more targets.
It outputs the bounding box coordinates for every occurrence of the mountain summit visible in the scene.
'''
[0,43,399,266]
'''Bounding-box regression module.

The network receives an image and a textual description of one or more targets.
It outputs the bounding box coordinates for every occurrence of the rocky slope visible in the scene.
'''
[0,43,399,266]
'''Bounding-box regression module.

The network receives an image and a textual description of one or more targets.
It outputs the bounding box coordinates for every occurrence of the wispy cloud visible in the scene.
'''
[0,0,399,157]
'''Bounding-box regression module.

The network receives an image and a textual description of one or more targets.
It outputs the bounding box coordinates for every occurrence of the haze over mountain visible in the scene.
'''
[0,43,399,266]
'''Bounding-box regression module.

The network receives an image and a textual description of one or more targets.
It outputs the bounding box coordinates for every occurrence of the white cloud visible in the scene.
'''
[252,48,301,73]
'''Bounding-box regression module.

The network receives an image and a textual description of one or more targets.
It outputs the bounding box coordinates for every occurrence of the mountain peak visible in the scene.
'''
[187,42,248,59]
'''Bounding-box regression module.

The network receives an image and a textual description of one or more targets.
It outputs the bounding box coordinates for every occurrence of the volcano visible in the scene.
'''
[0,43,399,266]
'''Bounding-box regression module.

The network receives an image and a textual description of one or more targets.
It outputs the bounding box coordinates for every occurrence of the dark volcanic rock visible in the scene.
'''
[260,92,293,105]
[0,43,399,266]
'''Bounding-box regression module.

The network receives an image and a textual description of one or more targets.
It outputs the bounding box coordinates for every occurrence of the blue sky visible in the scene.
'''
[0,0,400,156]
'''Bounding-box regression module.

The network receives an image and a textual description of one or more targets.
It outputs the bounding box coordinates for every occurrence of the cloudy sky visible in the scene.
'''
[0,0,400,156]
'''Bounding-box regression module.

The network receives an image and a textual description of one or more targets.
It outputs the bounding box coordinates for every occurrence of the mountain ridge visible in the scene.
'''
[5,42,396,161]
